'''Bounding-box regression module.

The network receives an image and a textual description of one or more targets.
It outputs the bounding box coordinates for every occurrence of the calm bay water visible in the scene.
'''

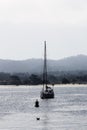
[0,85,87,130]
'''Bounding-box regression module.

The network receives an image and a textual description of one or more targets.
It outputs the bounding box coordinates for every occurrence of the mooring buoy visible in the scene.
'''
[35,99,39,107]
[36,117,40,120]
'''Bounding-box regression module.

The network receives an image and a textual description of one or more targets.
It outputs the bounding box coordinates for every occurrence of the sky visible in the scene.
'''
[0,0,87,60]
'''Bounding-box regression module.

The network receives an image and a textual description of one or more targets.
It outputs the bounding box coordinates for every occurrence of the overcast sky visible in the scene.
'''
[0,0,87,60]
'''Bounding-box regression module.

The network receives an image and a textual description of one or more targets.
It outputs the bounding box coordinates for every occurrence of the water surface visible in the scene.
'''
[0,85,87,130]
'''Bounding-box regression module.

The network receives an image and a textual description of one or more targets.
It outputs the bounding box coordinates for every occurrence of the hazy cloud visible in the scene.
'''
[0,0,87,25]
[0,0,87,60]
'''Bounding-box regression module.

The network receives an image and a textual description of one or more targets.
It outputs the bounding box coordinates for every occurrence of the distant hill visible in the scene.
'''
[0,55,87,73]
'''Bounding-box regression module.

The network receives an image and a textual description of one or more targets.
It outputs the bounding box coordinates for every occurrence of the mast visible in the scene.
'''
[43,41,48,89]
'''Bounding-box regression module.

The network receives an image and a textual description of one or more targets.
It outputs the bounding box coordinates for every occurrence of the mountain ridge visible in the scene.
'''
[0,54,87,73]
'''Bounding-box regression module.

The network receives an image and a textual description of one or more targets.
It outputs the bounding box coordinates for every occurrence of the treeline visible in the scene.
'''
[0,73,43,85]
[0,71,87,85]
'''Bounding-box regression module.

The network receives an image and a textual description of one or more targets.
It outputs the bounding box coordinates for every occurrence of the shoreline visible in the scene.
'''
[0,84,86,88]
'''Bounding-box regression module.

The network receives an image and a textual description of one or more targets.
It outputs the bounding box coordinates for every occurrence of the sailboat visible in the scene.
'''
[40,41,54,99]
